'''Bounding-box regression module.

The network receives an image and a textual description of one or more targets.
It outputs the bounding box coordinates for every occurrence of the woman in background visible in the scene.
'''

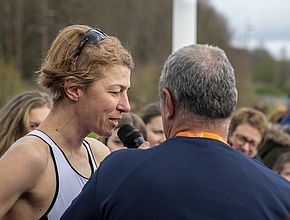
[0,91,52,157]
[273,151,290,181]
[99,112,147,152]
[140,102,166,147]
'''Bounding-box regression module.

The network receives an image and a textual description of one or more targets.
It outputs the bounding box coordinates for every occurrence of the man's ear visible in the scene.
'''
[64,77,80,101]
[235,88,238,105]
[162,88,175,120]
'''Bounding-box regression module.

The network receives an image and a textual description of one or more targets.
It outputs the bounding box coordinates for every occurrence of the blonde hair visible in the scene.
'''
[0,91,53,157]
[38,24,134,103]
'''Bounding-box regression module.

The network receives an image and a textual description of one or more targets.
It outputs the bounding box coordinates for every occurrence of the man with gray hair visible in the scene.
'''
[62,44,290,220]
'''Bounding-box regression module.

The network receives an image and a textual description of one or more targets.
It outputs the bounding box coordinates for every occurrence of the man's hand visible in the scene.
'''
[137,141,151,149]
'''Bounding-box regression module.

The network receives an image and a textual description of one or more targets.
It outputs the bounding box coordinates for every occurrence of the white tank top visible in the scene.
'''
[27,130,98,220]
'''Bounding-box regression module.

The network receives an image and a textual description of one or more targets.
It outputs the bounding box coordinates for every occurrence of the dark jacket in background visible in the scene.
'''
[259,123,290,169]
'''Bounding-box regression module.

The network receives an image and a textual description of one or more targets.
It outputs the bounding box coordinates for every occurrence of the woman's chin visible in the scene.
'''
[99,130,113,138]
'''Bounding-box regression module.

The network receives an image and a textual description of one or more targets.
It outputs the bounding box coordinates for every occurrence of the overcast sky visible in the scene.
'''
[209,0,290,60]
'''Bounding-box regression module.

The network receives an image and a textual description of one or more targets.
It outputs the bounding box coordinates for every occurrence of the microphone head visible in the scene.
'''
[117,124,145,148]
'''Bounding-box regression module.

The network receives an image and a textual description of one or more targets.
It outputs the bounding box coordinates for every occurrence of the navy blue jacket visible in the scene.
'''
[61,136,290,220]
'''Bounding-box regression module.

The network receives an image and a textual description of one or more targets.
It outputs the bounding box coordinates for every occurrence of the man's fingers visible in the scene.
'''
[138,141,150,149]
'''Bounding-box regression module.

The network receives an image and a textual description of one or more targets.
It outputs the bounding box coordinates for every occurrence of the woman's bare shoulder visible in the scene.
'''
[84,137,110,165]
[2,135,51,170]
[0,135,52,207]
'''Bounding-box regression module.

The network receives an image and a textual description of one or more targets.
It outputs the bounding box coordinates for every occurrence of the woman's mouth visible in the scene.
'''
[109,118,119,128]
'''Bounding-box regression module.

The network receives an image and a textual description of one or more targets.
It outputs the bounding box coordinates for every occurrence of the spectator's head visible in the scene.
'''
[272,151,290,181]
[159,44,237,138]
[228,107,268,158]
[140,102,166,147]
[269,108,288,124]
[254,99,268,115]
[38,24,134,104]
[258,123,290,169]
[0,91,53,157]
[99,112,147,152]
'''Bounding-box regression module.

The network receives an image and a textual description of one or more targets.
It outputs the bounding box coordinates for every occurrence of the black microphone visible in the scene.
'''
[117,124,145,148]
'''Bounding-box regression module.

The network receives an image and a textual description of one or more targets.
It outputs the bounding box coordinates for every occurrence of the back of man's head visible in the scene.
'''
[159,44,236,122]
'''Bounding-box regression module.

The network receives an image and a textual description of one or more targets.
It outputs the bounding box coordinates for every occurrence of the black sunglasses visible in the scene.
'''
[74,28,107,63]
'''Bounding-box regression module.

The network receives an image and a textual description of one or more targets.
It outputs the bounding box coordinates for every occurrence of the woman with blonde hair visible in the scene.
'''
[0,24,147,219]
[0,91,52,157]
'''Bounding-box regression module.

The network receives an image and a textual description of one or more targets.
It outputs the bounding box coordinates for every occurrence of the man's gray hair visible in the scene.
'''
[159,44,236,121]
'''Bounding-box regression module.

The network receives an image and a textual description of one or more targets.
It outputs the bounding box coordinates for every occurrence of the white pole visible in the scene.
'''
[172,0,197,52]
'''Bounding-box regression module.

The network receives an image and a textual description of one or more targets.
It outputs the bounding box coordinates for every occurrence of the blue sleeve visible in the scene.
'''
[281,110,290,125]
[60,170,100,220]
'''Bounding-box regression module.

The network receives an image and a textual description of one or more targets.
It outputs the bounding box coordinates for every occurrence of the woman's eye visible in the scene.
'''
[153,130,163,135]
[114,140,121,144]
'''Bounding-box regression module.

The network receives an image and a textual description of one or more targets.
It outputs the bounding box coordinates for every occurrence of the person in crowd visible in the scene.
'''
[258,122,290,169]
[281,92,290,126]
[99,112,147,152]
[228,107,268,159]
[273,151,290,181]
[61,44,290,220]
[0,91,52,157]
[140,102,166,146]
[253,98,268,115]
[269,107,288,124]
[281,111,290,126]
[0,24,144,219]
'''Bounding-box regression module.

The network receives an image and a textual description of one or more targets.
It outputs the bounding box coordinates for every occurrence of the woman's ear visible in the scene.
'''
[64,77,80,101]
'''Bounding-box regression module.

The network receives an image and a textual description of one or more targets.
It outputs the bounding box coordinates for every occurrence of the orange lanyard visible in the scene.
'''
[175,131,230,146]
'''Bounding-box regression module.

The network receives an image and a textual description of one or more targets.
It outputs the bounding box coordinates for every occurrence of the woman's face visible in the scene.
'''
[228,123,262,158]
[146,115,166,147]
[28,106,51,132]
[106,128,124,152]
[79,64,131,137]
[280,162,290,181]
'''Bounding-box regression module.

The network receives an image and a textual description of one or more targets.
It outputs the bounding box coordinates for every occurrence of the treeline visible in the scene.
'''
[0,0,289,108]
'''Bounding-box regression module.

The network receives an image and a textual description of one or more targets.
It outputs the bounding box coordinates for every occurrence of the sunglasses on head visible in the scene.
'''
[74,28,107,63]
